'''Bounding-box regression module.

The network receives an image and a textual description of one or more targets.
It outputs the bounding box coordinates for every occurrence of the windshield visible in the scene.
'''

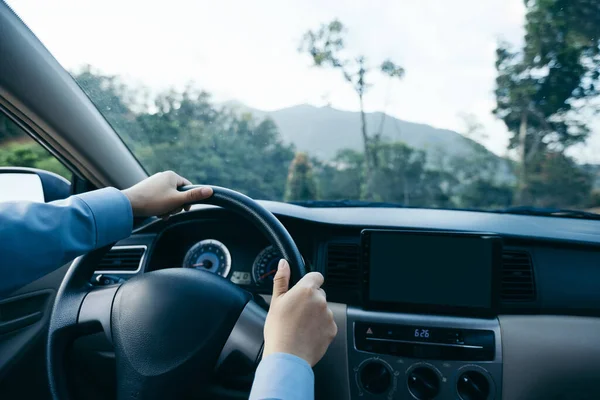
[6,0,600,214]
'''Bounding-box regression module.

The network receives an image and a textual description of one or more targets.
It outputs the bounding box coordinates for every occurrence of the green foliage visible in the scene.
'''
[75,65,144,148]
[0,113,71,179]
[135,109,295,201]
[493,44,540,145]
[313,149,363,200]
[0,113,25,144]
[459,179,514,209]
[0,141,71,179]
[589,190,600,208]
[494,0,600,204]
[284,153,318,202]
[75,71,295,200]
[525,151,592,208]
[524,0,600,104]
[368,140,455,207]
[447,115,516,209]
[299,19,346,68]
[380,60,405,79]
[0,56,596,213]
[70,68,600,212]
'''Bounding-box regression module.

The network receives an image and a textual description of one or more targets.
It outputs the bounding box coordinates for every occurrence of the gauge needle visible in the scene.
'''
[191,262,205,267]
[259,269,277,280]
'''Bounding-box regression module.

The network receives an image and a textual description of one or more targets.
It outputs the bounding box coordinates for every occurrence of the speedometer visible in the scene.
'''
[182,239,232,277]
[252,246,282,285]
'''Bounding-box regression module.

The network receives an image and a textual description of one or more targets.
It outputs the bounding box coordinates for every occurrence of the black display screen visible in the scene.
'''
[363,230,500,312]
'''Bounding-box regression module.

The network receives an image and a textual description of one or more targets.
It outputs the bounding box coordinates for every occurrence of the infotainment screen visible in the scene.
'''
[361,230,501,314]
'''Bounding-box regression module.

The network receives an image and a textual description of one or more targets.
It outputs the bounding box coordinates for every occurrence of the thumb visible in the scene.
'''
[179,186,213,204]
[272,259,290,300]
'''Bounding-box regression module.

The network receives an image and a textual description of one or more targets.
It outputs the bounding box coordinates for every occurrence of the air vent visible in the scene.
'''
[326,242,360,290]
[96,246,146,273]
[501,250,535,302]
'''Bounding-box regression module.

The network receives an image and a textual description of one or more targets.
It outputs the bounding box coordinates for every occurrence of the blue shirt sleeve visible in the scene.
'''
[0,187,133,297]
[249,353,314,400]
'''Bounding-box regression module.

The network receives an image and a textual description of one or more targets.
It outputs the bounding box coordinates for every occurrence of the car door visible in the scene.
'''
[0,113,73,400]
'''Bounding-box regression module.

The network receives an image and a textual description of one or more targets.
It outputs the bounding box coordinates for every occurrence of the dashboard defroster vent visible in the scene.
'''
[501,250,535,302]
[325,242,360,291]
[95,245,146,274]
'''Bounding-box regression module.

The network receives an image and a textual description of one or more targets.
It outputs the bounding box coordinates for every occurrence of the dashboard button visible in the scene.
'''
[359,360,392,395]
[457,370,491,400]
[407,366,440,400]
[357,322,383,338]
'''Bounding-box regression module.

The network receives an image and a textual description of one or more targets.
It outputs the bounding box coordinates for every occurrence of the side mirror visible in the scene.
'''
[0,167,70,203]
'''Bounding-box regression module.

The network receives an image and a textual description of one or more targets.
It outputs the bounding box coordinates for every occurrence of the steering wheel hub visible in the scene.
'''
[112,269,249,378]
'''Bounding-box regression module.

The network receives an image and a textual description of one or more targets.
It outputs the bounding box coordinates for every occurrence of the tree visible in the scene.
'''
[71,68,297,200]
[74,65,144,149]
[588,189,600,209]
[523,0,599,154]
[494,44,546,203]
[299,20,405,199]
[450,115,515,209]
[524,0,600,103]
[494,0,600,204]
[0,113,25,144]
[526,151,592,208]
[137,101,295,200]
[368,140,455,207]
[459,180,514,209]
[314,149,363,200]
[284,152,318,201]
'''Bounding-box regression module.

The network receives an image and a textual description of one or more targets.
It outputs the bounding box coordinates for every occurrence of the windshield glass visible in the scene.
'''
[6,0,600,214]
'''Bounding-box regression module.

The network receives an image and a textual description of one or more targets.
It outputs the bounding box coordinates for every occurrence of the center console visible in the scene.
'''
[346,230,503,399]
[347,309,502,399]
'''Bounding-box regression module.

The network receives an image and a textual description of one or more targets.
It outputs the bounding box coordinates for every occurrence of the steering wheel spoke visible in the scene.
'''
[47,248,120,397]
[78,285,119,341]
[216,300,267,373]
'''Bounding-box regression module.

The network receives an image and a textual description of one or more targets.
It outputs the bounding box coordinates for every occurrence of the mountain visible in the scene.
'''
[224,102,513,179]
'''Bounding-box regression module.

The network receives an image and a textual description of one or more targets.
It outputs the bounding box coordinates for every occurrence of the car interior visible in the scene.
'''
[2,2,600,400]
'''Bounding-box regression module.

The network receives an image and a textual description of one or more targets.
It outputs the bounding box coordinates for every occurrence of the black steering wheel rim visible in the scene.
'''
[47,185,306,399]
[179,185,306,282]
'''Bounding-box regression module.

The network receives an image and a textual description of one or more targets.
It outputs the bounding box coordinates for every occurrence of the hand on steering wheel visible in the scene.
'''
[121,171,213,219]
[264,260,337,367]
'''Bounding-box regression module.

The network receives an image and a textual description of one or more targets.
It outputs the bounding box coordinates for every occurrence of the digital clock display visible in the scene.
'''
[400,325,462,344]
[414,328,431,339]
[356,322,465,345]
[354,322,493,361]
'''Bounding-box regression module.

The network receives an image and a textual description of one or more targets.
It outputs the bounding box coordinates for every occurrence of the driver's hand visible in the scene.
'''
[122,171,213,218]
[263,260,338,367]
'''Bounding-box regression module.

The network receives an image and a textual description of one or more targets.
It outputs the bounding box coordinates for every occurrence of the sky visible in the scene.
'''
[6,0,600,162]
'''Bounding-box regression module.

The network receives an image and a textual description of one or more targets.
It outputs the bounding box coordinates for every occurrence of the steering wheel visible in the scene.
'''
[46,186,306,399]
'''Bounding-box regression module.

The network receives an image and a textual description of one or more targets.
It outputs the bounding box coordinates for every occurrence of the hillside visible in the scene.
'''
[225,102,513,179]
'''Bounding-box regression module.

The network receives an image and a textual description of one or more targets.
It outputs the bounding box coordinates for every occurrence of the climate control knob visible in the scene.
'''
[359,360,392,395]
[457,370,491,400]
[407,366,440,399]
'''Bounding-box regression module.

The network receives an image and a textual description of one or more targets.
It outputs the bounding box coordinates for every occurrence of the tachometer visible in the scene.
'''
[182,239,232,277]
[252,246,282,285]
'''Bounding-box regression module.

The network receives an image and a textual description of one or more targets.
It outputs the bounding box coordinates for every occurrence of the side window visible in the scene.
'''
[0,112,71,180]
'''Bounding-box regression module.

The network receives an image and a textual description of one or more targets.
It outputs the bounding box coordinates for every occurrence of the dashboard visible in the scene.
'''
[140,214,317,295]
[88,203,600,400]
